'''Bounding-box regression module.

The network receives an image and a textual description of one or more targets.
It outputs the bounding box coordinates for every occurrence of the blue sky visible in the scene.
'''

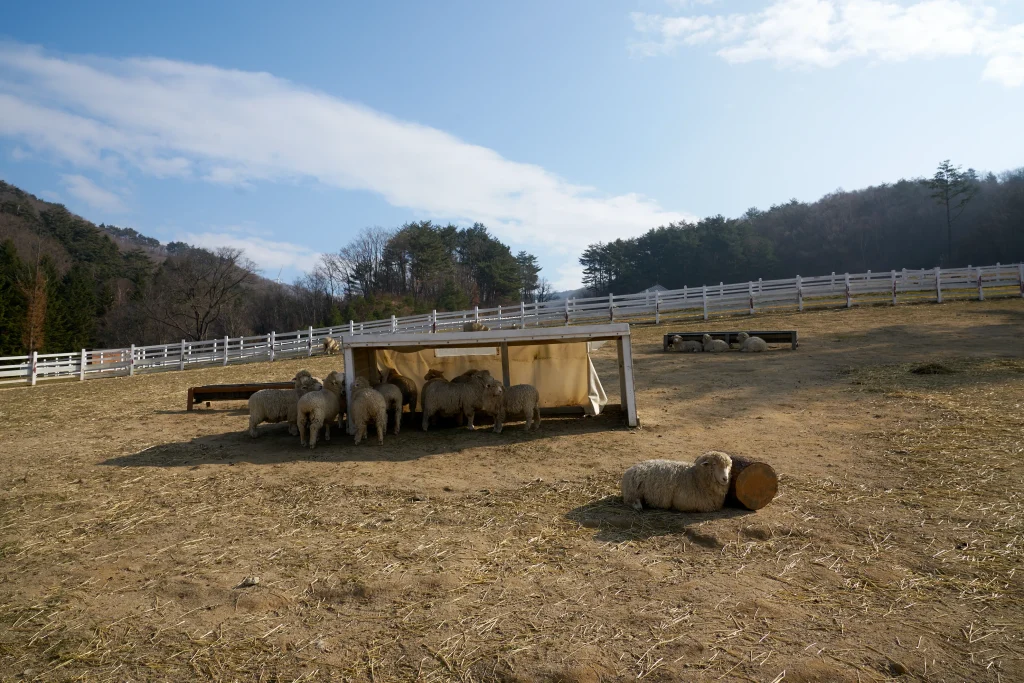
[2,0,1023,289]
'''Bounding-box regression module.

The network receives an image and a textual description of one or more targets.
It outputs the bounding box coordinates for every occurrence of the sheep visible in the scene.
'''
[483,382,541,433]
[297,370,344,449]
[421,369,496,431]
[669,335,703,353]
[737,331,769,352]
[463,321,490,332]
[372,380,404,435]
[351,377,388,445]
[322,337,341,355]
[702,333,730,353]
[380,366,418,414]
[247,370,322,438]
[621,451,733,513]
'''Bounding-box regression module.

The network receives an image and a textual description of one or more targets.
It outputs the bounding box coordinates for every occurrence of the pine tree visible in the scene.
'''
[0,241,27,355]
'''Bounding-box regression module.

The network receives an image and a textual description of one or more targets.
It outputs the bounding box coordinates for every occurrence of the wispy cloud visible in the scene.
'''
[60,174,128,213]
[0,43,689,260]
[179,231,322,277]
[631,0,1024,87]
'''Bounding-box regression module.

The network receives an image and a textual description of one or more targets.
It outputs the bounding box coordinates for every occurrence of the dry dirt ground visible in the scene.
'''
[1,297,1022,682]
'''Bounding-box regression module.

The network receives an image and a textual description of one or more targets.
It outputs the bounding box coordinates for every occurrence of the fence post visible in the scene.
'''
[349,320,354,335]
[683,285,688,301]
[977,267,984,301]
[497,305,502,328]
[180,340,186,370]
[269,332,276,361]
[719,282,724,298]
[1019,263,1024,298]
[830,272,835,292]
[360,323,364,333]
[891,270,897,305]
[30,350,38,386]
[222,336,229,365]
[474,306,479,321]
[391,315,397,333]
[796,276,803,312]
[748,281,754,315]
[520,301,526,327]
[564,298,570,326]
[608,292,614,322]
[758,278,763,294]
[845,273,852,308]
[129,344,135,376]
[935,267,942,303]
[702,285,708,321]
[79,348,87,381]
[654,291,661,324]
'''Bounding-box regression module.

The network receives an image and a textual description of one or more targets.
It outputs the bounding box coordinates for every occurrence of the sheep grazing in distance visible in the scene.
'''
[372,380,404,435]
[380,366,418,414]
[702,333,730,353]
[463,321,490,332]
[737,331,769,352]
[322,337,341,355]
[421,369,496,431]
[297,370,344,449]
[247,370,322,438]
[483,383,541,433]
[351,377,388,445]
[621,451,733,513]
[669,335,702,353]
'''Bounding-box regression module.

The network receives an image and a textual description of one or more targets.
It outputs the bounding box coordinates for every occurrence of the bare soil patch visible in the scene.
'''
[1,298,1022,681]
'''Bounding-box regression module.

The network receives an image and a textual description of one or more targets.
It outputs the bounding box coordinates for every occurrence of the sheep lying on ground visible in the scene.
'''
[380,366,418,413]
[247,370,322,438]
[482,383,541,433]
[463,321,490,332]
[421,369,496,431]
[621,451,733,513]
[372,380,404,435]
[351,377,388,445]
[297,370,344,449]
[737,331,768,352]
[702,333,730,353]
[322,337,340,355]
[669,335,703,353]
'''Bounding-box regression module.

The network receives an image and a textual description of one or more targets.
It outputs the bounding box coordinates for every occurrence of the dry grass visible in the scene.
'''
[1,298,1023,681]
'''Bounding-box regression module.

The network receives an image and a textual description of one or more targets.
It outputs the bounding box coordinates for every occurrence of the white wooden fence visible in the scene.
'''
[2,262,1021,387]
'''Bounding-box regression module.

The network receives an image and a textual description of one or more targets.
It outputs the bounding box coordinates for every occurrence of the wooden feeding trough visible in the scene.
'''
[662,330,799,351]
[724,456,779,510]
[186,382,293,411]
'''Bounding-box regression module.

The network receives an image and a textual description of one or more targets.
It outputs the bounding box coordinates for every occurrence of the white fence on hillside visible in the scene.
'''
[2,262,1021,387]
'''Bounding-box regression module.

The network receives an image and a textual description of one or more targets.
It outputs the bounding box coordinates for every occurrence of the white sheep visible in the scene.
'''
[372,380,404,435]
[621,451,733,513]
[247,370,322,438]
[737,331,768,352]
[297,370,344,449]
[351,377,388,445]
[463,321,490,332]
[702,333,730,353]
[483,383,541,433]
[322,337,341,355]
[669,335,703,353]
[421,369,495,431]
[380,366,418,413]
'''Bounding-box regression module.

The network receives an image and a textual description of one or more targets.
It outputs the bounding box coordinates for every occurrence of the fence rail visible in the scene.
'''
[2,262,1021,386]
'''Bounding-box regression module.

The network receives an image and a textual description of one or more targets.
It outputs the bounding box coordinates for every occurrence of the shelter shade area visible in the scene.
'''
[339,323,638,431]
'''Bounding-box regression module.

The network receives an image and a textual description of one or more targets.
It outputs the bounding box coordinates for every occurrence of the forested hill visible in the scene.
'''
[579,164,1024,295]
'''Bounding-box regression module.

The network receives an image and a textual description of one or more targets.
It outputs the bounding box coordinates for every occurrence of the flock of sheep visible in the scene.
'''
[669,332,768,353]
[247,364,541,449]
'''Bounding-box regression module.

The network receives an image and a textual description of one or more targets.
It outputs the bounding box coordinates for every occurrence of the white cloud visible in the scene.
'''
[631,0,1024,87]
[179,231,322,276]
[0,43,690,264]
[60,174,128,213]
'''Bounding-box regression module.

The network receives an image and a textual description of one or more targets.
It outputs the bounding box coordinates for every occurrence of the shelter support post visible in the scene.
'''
[616,335,638,427]
[344,345,356,435]
[500,343,510,388]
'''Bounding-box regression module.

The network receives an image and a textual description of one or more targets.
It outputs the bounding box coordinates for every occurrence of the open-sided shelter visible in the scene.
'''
[338,323,638,432]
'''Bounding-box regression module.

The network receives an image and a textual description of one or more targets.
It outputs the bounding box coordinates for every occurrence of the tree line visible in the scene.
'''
[579,162,1024,295]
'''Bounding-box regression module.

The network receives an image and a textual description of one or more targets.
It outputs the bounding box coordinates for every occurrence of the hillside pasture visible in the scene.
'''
[1,299,1022,682]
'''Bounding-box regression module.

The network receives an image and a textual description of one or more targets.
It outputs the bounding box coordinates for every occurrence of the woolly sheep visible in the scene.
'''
[483,383,541,433]
[372,380,404,435]
[297,370,344,449]
[621,451,733,513]
[351,377,388,445]
[421,369,496,431]
[380,366,418,413]
[702,333,730,353]
[463,321,490,332]
[737,331,768,352]
[669,335,703,353]
[247,370,322,438]
[322,337,341,355]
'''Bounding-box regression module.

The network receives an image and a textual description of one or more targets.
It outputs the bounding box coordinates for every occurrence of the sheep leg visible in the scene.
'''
[249,415,259,438]
[309,419,323,449]
[298,416,308,446]
[464,409,476,430]
[533,406,541,430]
[421,410,431,432]
[524,411,533,431]
[377,417,385,445]
[324,421,331,442]
[492,412,503,434]
[392,408,401,435]
[354,423,365,445]
[287,421,298,437]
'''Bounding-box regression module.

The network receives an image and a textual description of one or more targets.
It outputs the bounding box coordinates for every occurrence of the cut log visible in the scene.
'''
[724,456,778,510]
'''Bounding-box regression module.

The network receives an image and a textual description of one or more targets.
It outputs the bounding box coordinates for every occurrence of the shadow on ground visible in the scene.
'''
[565,494,754,543]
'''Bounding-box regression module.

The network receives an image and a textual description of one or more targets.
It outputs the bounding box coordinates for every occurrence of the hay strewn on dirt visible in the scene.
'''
[1,298,1022,682]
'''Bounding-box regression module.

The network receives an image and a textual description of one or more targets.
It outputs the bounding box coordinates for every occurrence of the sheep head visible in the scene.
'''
[696,451,733,487]
[424,369,447,381]
[353,376,371,391]
[322,371,344,394]
[702,334,712,344]
[737,332,750,342]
